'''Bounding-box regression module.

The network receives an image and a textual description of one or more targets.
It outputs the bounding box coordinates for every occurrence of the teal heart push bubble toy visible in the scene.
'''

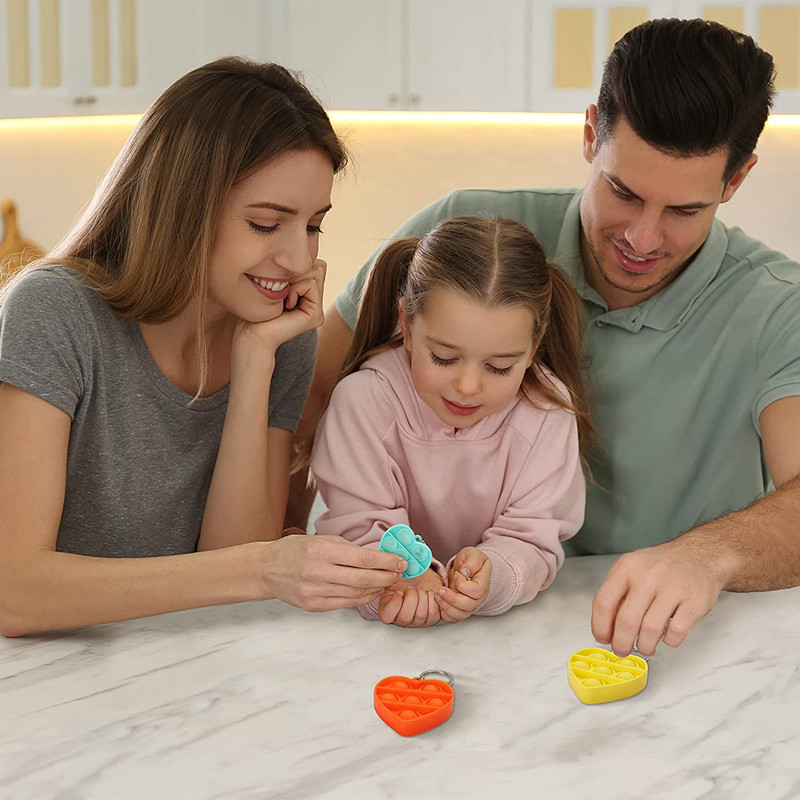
[379,524,432,579]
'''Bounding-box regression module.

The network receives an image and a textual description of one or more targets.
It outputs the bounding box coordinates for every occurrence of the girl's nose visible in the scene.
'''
[454,365,482,397]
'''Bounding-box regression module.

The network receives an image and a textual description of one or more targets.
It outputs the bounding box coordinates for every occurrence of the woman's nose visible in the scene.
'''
[275,231,314,274]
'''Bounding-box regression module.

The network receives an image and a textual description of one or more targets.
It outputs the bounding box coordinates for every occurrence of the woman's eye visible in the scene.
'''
[248,221,278,234]
[487,364,513,376]
[429,352,455,367]
[307,225,325,234]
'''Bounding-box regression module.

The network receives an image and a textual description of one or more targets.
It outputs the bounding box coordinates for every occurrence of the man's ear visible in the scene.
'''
[721,153,758,203]
[583,104,600,165]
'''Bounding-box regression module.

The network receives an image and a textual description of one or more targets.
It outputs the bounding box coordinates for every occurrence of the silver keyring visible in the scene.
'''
[418,669,455,686]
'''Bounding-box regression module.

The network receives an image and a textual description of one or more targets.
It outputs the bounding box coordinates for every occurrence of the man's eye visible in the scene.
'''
[610,186,634,201]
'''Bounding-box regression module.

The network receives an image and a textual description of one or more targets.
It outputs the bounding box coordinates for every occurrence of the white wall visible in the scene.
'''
[2,112,800,303]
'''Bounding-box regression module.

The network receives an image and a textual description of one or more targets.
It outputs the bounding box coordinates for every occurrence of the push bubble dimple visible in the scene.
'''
[379,524,433,579]
[374,670,455,736]
[568,648,648,704]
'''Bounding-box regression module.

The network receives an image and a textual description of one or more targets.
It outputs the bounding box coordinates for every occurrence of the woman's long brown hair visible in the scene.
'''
[1,57,348,398]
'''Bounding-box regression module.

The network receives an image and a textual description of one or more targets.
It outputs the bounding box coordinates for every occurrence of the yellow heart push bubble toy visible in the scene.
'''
[568,648,648,704]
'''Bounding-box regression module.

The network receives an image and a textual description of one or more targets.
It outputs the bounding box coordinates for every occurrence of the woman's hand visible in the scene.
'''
[377,568,444,627]
[258,534,408,612]
[435,547,492,623]
[236,259,327,355]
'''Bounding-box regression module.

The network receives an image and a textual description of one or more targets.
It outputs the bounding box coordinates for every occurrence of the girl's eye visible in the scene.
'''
[249,221,278,234]
[487,364,513,376]
[429,352,455,367]
[673,208,700,218]
[307,225,324,235]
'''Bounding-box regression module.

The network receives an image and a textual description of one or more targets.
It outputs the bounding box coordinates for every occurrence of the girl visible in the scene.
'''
[310,216,593,627]
[0,58,407,637]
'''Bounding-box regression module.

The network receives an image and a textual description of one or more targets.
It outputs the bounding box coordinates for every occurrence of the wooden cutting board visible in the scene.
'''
[0,198,44,284]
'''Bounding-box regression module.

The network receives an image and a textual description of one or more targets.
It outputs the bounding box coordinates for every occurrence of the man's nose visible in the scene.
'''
[623,210,664,256]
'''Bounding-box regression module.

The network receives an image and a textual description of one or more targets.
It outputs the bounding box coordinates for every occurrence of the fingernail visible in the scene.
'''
[397,560,408,571]
[460,568,471,580]
[438,588,446,597]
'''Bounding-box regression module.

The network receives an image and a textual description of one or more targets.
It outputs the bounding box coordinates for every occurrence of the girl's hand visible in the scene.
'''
[378,568,444,627]
[436,547,492,623]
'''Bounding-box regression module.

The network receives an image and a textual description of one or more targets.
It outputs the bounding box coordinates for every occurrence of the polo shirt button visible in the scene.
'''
[596,320,607,327]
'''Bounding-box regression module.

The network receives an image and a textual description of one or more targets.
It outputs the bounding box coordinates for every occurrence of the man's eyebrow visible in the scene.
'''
[244,202,333,215]
[605,172,713,211]
[426,336,527,359]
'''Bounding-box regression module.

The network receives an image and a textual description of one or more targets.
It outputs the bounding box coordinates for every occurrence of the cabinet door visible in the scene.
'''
[528,0,676,112]
[278,0,404,110]
[407,0,527,111]
[0,0,191,118]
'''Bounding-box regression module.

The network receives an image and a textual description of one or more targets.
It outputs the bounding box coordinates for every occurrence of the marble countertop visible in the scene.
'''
[2,554,798,800]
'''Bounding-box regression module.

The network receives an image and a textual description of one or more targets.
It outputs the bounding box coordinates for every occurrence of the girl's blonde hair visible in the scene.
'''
[1,57,347,396]
[333,216,595,461]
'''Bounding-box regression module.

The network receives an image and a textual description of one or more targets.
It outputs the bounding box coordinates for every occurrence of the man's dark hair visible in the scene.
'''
[596,18,776,182]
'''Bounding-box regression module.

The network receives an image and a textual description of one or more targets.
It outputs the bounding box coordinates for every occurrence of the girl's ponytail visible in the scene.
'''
[534,264,596,461]
[293,236,418,473]
[338,236,418,381]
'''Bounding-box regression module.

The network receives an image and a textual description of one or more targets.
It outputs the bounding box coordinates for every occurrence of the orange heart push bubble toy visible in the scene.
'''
[374,669,455,736]
[568,648,648,704]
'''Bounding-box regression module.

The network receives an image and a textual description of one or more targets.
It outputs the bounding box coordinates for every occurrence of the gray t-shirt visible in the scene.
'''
[0,266,316,557]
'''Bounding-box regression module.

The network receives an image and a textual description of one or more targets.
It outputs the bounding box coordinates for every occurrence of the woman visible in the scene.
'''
[0,58,406,636]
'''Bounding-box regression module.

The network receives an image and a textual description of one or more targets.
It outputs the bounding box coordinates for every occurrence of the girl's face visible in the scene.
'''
[401,287,536,429]
[207,148,334,324]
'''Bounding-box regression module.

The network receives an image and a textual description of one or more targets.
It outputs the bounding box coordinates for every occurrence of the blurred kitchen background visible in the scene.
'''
[2,0,800,299]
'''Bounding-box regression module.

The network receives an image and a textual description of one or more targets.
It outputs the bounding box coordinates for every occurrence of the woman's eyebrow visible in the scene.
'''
[244,201,333,215]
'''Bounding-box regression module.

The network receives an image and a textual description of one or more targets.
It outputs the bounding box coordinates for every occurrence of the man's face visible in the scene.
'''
[579,106,756,310]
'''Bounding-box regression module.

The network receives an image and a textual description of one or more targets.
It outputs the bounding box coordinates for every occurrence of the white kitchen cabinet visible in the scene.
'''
[0,0,186,118]
[277,0,404,110]
[279,0,527,111]
[406,0,527,111]
[3,0,800,118]
[0,0,283,119]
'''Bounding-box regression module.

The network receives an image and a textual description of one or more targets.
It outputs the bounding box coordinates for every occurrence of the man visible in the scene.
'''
[287,18,800,655]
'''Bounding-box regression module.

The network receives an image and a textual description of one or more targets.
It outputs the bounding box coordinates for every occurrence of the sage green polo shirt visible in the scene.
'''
[336,189,800,554]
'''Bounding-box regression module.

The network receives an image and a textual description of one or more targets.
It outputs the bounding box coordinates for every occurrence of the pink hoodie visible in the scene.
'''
[311,346,585,618]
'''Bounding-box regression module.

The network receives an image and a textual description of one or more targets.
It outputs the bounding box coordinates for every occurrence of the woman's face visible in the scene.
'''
[207,148,334,324]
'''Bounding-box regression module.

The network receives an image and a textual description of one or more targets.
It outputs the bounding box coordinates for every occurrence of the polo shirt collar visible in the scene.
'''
[553,189,728,332]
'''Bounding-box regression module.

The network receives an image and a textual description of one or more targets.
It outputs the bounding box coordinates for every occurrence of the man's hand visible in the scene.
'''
[591,540,726,656]
[378,568,445,627]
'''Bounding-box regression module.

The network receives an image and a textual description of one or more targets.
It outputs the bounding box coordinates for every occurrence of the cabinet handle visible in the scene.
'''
[387,93,399,105]
[408,94,420,105]
[73,96,97,105]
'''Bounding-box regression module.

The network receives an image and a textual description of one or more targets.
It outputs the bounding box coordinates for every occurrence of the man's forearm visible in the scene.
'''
[678,475,800,592]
